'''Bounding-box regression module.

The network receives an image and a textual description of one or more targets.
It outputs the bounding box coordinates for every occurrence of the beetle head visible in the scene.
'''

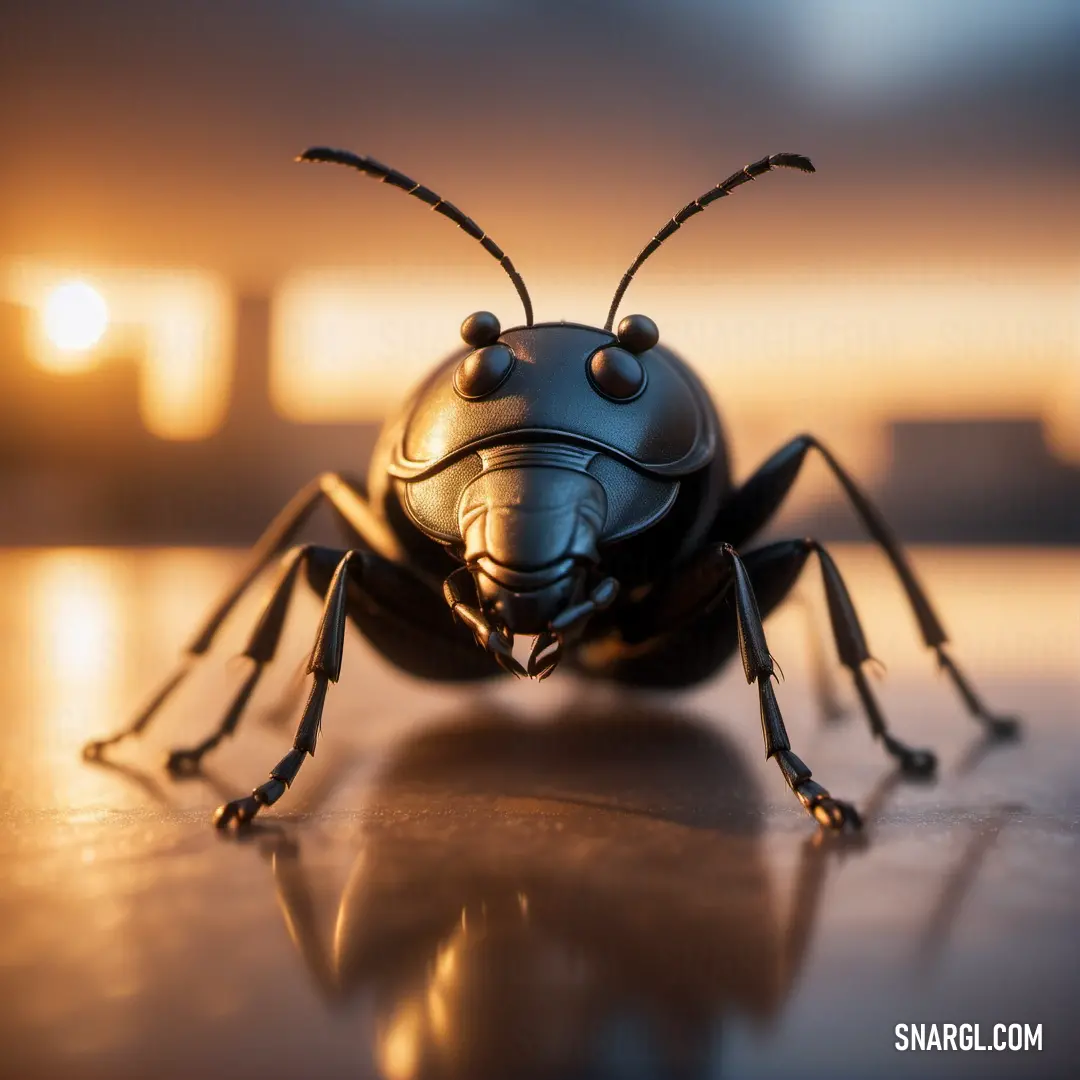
[459,445,606,635]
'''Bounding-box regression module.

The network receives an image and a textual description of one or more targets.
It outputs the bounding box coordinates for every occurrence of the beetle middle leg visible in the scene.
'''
[162,544,343,775]
[164,541,511,778]
[82,473,409,762]
[210,545,520,826]
[739,539,936,775]
[710,433,1019,738]
[587,536,934,776]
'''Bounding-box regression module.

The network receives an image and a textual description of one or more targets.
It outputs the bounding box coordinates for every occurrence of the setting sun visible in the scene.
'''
[42,280,109,356]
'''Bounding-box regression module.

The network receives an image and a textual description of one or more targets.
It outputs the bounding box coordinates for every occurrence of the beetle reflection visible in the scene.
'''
[245,705,925,1080]
[79,691,1019,1078]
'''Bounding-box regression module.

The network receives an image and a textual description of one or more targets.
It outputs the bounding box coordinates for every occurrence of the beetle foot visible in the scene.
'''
[82,739,110,761]
[214,794,261,829]
[983,713,1022,740]
[896,745,938,777]
[450,602,527,676]
[164,747,205,776]
[528,631,562,680]
[935,648,1023,741]
[796,780,862,831]
[811,796,862,831]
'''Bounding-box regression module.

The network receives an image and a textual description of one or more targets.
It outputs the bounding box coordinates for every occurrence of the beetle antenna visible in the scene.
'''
[298,146,534,326]
[604,153,814,331]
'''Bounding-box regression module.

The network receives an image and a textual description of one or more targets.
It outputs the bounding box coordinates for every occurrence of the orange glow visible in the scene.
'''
[270,268,503,422]
[5,261,234,440]
[379,1001,423,1080]
[271,264,1079,456]
[6,259,1075,453]
[42,280,109,362]
[25,551,124,807]
[134,274,233,440]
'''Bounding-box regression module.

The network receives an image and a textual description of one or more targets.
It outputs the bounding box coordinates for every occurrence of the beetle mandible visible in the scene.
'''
[83,146,1020,829]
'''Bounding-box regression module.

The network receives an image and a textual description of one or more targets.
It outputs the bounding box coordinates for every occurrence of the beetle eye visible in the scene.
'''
[460,310,501,348]
[454,344,515,399]
[616,313,659,353]
[588,346,646,402]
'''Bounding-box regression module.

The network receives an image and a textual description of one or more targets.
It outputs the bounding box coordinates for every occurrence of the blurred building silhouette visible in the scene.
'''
[875,418,1080,543]
[1,298,1077,545]
[0,298,377,544]
[797,419,1080,545]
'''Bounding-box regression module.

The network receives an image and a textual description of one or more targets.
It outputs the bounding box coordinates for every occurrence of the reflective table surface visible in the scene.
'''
[0,547,1077,1079]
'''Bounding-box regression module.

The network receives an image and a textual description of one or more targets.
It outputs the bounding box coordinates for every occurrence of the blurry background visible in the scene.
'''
[1,0,1078,545]
[2,12,1078,1077]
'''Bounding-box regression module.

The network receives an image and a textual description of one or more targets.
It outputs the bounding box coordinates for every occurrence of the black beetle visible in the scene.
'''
[83,147,1019,830]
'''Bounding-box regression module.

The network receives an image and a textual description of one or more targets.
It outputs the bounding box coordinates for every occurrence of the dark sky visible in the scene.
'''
[2,1,1078,286]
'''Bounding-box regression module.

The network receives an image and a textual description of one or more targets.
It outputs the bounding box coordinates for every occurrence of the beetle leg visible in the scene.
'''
[787,590,848,725]
[163,545,343,775]
[442,567,527,677]
[712,434,1020,738]
[528,631,562,680]
[82,481,327,761]
[754,539,937,775]
[528,577,620,679]
[718,544,861,831]
[83,473,406,762]
[214,550,362,828]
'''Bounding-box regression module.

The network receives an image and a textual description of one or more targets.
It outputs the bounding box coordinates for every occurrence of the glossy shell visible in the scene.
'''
[453,344,515,399]
[588,346,646,401]
[389,323,718,480]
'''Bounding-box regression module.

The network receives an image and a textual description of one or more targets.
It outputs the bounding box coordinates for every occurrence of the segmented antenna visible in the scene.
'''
[604,153,815,331]
[298,147,534,326]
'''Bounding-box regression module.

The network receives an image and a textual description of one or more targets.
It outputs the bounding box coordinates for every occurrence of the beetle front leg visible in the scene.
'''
[442,567,527,677]
[214,550,361,828]
[718,544,861,831]
[528,577,619,679]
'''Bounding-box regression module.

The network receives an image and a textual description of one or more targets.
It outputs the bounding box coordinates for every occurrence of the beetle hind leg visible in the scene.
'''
[935,649,1019,739]
[82,662,194,761]
[761,539,937,775]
